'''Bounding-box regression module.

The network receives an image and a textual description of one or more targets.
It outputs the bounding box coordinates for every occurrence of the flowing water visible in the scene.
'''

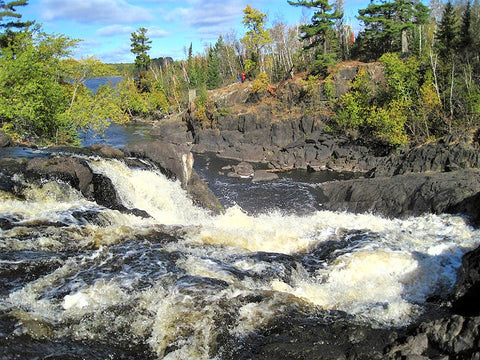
[1,149,480,359]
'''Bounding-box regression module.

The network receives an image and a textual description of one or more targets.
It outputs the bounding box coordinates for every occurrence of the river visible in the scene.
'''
[1,108,480,358]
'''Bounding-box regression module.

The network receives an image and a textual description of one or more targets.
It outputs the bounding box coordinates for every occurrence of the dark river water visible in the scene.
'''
[1,119,480,358]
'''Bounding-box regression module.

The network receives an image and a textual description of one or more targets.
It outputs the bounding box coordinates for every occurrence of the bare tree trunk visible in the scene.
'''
[418,26,422,55]
[429,51,442,105]
[401,29,409,54]
[449,61,455,122]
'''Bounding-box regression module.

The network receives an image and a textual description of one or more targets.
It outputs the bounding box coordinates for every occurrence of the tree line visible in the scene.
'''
[1,0,480,146]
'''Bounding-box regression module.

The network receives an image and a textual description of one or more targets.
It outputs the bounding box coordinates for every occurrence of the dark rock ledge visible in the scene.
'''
[317,169,480,224]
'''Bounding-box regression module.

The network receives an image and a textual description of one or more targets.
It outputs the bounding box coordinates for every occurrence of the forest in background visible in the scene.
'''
[1,0,479,147]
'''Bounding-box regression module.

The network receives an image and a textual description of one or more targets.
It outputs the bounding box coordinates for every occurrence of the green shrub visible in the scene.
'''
[366,100,409,146]
[250,71,270,94]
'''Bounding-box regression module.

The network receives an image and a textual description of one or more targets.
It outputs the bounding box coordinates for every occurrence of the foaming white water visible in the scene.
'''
[89,159,209,226]
[3,157,480,359]
[85,158,480,325]
[0,182,94,225]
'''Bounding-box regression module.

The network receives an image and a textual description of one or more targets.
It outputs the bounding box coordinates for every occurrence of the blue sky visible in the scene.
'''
[22,0,366,63]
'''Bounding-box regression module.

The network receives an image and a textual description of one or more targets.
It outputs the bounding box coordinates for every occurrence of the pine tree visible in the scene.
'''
[459,0,473,56]
[436,1,458,61]
[288,0,343,70]
[0,0,32,47]
[206,45,221,90]
[356,0,429,58]
[130,27,152,73]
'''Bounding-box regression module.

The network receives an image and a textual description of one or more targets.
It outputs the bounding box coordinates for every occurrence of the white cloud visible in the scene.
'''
[97,44,133,63]
[97,25,135,37]
[147,26,169,38]
[41,0,154,24]
[166,0,244,29]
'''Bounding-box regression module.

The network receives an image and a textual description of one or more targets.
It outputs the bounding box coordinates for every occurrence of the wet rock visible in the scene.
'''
[451,245,480,316]
[123,141,223,214]
[390,315,480,360]
[222,309,398,360]
[88,144,124,159]
[91,173,122,209]
[231,162,255,178]
[252,170,279,182]
[48,144,124,159]
[0,130,12,147]
[25,157,94,197]
[186,171,224,215]
[317,169,480,220]
[123,141,194,188]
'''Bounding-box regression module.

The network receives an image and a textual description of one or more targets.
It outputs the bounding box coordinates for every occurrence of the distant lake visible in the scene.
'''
[84,76,122,93]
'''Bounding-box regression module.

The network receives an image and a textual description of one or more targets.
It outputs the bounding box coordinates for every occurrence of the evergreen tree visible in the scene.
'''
[206,44,221,90]
[459,0,473,56]
[130,27,151,73]
[288,0,343,70]
[435,1,458,61]
[356,0,429,58]
[0,0,31,47]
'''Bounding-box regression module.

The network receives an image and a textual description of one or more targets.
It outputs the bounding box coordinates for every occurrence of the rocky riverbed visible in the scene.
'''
[2,123,480,358]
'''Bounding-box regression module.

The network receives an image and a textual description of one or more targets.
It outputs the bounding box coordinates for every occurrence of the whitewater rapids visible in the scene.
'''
[1,158,479,359]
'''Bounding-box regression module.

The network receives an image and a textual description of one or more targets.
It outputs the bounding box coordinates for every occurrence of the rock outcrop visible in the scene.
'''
[123,142,194,188]
[371,135,480,177]
[317,169,480,222]
[451,245,480,317]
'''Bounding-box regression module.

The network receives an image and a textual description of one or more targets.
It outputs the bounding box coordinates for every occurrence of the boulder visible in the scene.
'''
[25,157,94,197]
[252,170,279,182]
[451,245,480,316]
[88,144,124,159]
[187,172,224,215]
[123,141,194,188]
[0,130,12,147]
[231,162,254,178]
[91,173,150,218]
